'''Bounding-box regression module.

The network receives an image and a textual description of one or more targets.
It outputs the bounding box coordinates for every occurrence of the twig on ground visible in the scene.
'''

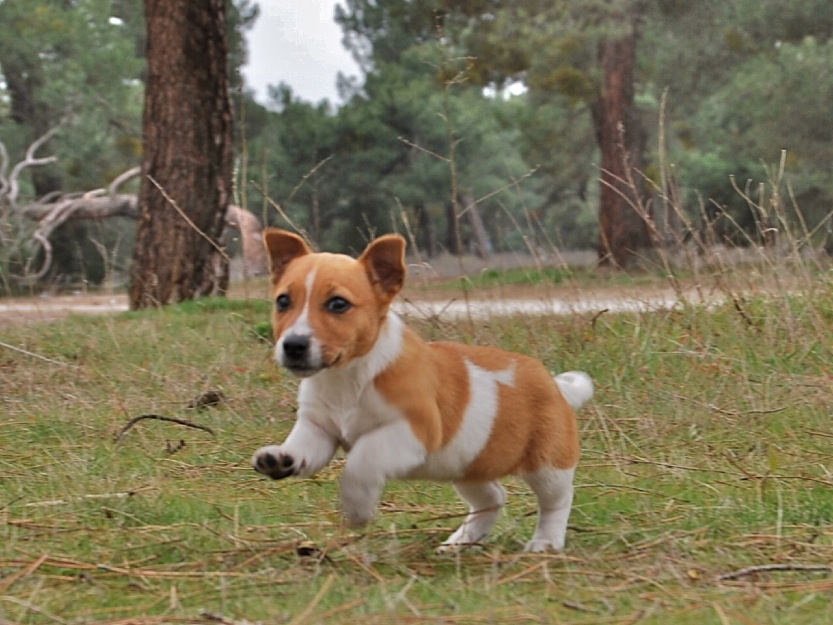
[114,414,215,444]
[200,612,260,625]
[717,563,833,581]
[23,485,154,508]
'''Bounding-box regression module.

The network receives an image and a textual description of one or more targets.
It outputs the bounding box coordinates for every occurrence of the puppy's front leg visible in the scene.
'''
[339,420,426,527]
[252,417,338,480]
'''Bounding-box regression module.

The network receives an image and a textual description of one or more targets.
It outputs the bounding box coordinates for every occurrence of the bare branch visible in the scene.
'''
[13,231,55,284]
[20,194,139,222]
[0,140,9,200]
[108,166,141,196]
[7,125,62,207]
[7,164,265,284]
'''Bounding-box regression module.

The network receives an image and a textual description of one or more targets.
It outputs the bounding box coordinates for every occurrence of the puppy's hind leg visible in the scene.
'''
[438,480,506,551]
[521,466,576,553]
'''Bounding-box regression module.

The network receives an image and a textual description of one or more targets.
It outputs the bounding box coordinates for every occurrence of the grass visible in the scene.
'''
[2,266,833,625]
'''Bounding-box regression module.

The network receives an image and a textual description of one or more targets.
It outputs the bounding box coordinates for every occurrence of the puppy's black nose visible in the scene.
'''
[282,334,310,360]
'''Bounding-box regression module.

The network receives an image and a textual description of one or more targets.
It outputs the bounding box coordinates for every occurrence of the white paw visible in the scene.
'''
[524,538,564,553]
[436,526,485,553]
[342,506,375,528]
[436,541,483,554]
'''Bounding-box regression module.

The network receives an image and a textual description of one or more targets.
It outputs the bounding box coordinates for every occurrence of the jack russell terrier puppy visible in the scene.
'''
[252,229,593,552]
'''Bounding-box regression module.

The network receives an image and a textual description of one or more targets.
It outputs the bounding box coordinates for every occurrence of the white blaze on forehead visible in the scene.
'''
[275,269,323,368]
[299,270,318,331]
[286,269,317,336]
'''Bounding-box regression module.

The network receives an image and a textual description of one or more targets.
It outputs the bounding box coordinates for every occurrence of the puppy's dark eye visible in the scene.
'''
[276,294,291,312]
[325,296,351,314]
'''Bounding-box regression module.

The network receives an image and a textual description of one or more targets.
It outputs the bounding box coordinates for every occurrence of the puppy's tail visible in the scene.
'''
[554,371,594,410]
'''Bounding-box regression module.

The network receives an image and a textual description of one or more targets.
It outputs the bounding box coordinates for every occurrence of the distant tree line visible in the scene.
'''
[2,0,832,292]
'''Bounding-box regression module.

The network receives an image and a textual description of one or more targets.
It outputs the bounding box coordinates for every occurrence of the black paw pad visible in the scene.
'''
[254,451,295,480]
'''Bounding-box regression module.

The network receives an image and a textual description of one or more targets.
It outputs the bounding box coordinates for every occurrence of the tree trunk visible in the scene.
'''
[445,201,463,256]
[413,201,438,258]
[129,0,233,309]
[595,25,650,267]
[462,195,492,259]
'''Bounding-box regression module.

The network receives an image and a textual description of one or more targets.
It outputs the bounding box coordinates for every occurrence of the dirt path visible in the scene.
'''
[0,282,721,331]
[0,293,130,328]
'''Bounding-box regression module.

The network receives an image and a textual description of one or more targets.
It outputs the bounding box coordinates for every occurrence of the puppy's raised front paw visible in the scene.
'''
[252,445,297,480]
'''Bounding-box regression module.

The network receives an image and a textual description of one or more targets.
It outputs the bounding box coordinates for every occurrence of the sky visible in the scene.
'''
[241,0,360,106]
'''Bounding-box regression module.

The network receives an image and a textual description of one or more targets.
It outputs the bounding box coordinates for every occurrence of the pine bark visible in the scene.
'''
[129,0,233,309]
[595,27,650,267]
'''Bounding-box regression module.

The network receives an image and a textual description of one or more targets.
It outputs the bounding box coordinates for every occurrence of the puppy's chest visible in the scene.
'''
[298,375,399,448]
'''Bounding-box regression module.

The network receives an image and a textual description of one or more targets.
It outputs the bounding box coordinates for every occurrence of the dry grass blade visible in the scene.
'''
[0,340,78,367]
[287,575,335,625]
[0,553,48,593]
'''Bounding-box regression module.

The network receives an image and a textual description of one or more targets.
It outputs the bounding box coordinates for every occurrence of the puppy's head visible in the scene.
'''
[263,228,406,377]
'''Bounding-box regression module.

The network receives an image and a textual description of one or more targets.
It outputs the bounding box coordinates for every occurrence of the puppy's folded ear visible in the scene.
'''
[263,229,313,284]
[359,234,407,300]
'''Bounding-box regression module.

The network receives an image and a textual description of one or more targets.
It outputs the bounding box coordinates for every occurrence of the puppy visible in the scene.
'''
[252,229,592,552]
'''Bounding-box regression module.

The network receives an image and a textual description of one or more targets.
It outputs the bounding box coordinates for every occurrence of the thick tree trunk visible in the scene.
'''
[595,27,650,267]
[129,0,233,309]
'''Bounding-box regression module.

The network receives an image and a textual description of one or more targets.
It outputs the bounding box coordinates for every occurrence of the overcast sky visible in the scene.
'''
[241,0,360,106]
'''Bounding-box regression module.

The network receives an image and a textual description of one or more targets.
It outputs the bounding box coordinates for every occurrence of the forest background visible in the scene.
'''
[1,0,833,292]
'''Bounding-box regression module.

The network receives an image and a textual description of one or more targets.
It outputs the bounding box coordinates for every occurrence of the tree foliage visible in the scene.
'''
[3,0,833,290]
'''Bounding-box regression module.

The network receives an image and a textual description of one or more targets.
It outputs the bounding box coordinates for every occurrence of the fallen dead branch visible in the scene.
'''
[114,414,215,444]
[4,138,267,284]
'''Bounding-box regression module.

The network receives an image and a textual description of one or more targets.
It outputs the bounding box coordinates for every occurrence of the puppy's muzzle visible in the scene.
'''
[282,334,310,361]
[279,333,320,375]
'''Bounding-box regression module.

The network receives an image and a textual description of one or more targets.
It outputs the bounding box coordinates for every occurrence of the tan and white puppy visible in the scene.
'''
[252,229,593,552]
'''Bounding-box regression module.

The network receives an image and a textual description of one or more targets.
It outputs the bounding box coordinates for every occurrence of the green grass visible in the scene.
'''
[418,265,657,293]
[462,266,572,288]
[2,278,833,624]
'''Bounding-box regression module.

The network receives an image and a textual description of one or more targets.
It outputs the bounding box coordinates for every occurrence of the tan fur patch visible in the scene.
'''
[375,336,579,479]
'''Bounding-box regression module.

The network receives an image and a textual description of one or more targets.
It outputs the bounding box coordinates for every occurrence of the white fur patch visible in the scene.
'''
[295,311,406,447]
[340,418,428,526]
[275,270,322,368]
[410,359,516,480]
[554,371,593,410]
[521,466,575,552]
[439,480,507,549]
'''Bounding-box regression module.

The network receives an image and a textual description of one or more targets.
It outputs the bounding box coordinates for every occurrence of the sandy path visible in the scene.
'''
[0,282,718,330]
